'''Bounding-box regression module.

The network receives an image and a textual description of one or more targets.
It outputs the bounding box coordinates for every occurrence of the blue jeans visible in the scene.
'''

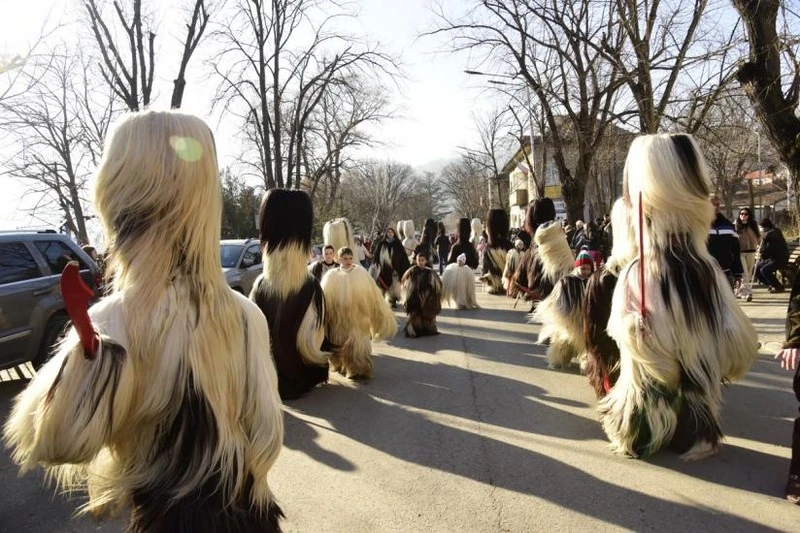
[755,259,783,289]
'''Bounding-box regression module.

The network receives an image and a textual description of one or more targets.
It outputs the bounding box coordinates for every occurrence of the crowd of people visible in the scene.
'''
[2,110,798,533]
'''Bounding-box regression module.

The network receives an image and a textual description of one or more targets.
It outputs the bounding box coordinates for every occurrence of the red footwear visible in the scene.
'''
[787,474,800,505]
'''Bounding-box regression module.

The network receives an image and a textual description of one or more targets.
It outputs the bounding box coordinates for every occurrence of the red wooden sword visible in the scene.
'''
[60,262,100,358]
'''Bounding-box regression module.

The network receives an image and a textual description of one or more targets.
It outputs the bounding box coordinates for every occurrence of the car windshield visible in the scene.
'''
[220,244,243,268]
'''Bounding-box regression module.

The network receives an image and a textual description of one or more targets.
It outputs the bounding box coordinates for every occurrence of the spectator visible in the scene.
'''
[354,236,372,269]
[755,218,790,293]
[601,213,613,262]
[308,244,339,281]
[774,272,800,504]
[570,220,586,252]
[82,245,99,262]
[735,207,760,301]
[707,196,743,288]
[434,222,451,275]
[583,221,604,269]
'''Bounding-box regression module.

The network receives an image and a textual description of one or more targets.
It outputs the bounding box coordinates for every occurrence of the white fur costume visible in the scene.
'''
[600,134,758,460]
[3,111,284,531]
[470,218,483,244]
[441,262,480,310]
[323,218,357,261]
[534,221,574,289]
[402,220,418,256]
[321,265,397,379]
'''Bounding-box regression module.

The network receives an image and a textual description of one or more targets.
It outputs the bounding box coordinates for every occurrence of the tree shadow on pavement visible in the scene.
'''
[282,409,356,472]
[287,379,773,531]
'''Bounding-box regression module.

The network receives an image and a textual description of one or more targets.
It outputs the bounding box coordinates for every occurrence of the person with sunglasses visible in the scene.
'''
[735,207,760,301]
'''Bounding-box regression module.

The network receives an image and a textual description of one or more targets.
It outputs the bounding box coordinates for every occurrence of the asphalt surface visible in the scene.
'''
[1,282,798,532]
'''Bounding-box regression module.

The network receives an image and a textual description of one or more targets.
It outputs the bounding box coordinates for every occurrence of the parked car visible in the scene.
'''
[0,231,101,370]
[221,238,262,295]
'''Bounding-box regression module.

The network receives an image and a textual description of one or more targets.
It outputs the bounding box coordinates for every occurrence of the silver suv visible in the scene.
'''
[221,239,262,295]
[0,231,101,369]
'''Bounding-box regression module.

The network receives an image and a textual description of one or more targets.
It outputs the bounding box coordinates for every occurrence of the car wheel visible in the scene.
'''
[32,314,70,370]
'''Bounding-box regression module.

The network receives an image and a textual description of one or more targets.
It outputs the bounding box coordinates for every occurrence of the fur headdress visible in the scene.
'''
[534,222,574,284]
[470,218,483,243]
[323,218,357,261]
[526,198,556,233]
[486,208,511,249]
[457,218,472,244]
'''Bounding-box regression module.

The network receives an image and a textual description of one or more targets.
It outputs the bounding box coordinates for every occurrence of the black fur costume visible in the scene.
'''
[447,218,479,268]
[250,189,330,400]
[402,246,443,337]
[482,208,513,294]
[513,198,557,301]
[419,218,438,261]
[372,229,412,303]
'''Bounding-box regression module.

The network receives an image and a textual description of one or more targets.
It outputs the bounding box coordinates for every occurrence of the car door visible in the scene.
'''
[240,244,263,295]
[0,241,49,367]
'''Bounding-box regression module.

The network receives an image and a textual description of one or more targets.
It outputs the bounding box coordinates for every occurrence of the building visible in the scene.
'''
[501,117,633,228]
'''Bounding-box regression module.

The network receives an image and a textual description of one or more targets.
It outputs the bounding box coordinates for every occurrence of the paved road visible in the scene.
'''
[1,284,798,532]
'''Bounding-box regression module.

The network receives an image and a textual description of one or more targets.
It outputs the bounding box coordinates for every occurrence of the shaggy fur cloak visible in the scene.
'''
[321,265,397,379]
[402,261,443,337]
[534,273,590,369]
[250,189,330,400]
[599,133,758,460]
[447,218,479,268]
[371,230,411,304]
[482,209,513,294]
[3,111,284,532]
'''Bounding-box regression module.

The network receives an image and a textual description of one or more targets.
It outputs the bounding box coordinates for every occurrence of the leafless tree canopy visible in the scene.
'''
[439,156,489,220]
[0,51,117,242]
[83,0,212,110]
[212,0,400,191]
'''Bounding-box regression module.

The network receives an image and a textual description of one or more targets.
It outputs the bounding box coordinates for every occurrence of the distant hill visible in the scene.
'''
[414,157,458,175]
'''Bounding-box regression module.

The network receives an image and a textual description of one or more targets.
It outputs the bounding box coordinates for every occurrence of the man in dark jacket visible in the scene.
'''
[707,197,743,287]
[756,218,790,292]
[775,272,800,504]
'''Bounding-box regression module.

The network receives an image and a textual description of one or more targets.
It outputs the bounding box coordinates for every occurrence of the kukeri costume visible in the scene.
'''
[600,133,758,460]
[481,208,513,295]
[534,251,594,369]
[442,253,480,310]
[401,247,443,337]
[250,189,330,400]
[371,229,411,306]
[3,111,284,532]
[321,264,397,379]
[583,198,636,399]
[323,218,357,261]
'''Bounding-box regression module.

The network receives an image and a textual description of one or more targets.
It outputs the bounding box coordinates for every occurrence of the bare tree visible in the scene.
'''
[732,0,800,219]
[339,160,418,237]
[83,0,211,110]
[212,0,399,191]
[430,0,626,222]
[0,51,117,243]
[305,78,394,211]
[440,156,489,220]
[460,107,516,211]
[595,0,738,133]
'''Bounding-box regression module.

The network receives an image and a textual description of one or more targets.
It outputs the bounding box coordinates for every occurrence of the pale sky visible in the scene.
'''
[0,0,494,231]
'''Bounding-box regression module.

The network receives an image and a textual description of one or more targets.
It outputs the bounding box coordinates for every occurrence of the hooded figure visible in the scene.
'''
[447,218,479,268]
[401,245,443,337]
[370,227,411,307]
[481,208,513,294]
[321,247,397,379]
[3,111,284,531]
[442,252,480,310]
[582,198,637,399]
[250,189,331,400]
[600,133,758,460]
[323,218,357,262]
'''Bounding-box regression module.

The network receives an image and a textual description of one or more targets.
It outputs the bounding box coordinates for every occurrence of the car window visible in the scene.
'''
[0,242,42,284]
[221,244,244,268]
[243,245,261,266]
[33,240,87,275]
